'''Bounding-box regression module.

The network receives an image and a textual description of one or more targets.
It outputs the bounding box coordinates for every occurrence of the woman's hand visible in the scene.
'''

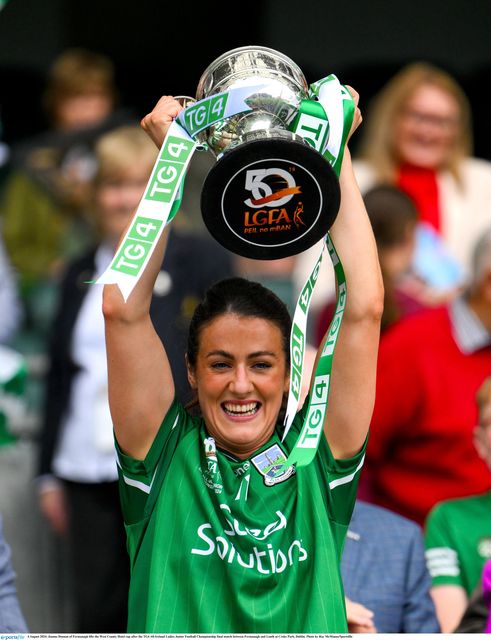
[39,485,68,536]
[344,85,362,142]
[140,95,184,149]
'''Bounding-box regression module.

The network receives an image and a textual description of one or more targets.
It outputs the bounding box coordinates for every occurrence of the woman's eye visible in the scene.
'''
[211,362,230,370]
[253,361,272,370]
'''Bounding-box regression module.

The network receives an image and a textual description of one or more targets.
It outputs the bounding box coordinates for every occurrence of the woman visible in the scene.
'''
[37,124,158,632]
[103,90,383,633]
[353,62,491,295]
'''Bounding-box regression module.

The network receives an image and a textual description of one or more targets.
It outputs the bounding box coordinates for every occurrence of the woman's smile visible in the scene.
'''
[221,400,262,420]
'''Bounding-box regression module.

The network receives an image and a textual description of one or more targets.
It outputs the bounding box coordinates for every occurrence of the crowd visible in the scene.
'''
[0,46,490,634]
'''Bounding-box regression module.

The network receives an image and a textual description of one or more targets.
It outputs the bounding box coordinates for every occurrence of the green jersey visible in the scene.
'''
[116,396,366,633]
[425,492,491,595]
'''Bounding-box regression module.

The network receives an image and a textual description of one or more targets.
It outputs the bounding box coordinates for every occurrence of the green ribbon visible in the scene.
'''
[282,235,347,469]
[281,75,355,468]
[290,74,355,177]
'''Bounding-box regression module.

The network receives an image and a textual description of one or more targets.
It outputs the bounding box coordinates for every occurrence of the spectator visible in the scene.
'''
[424,375,491,632]
[0,513,28,632]
[0,47,134,314]
[37,124,233,632]
[365,226,491,526]
[353,62,491,297]
[315,184,429,344]
[342,500,440,633]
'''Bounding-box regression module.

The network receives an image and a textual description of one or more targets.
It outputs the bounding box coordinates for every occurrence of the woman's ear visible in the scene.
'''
[186,354,197,389]
[283,371,290,395]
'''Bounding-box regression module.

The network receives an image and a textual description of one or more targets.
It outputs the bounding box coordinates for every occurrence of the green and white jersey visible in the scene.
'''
[425,492,491,595]
[116,396,366,633]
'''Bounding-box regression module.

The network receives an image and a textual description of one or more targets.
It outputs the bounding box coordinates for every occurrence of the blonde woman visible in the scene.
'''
[353,62,491,293]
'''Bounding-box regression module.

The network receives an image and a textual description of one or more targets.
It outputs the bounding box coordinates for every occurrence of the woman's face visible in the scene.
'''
[56,92,113,131]
[95,165,150,244]
[188,313,290,459]
[394,84,460,169]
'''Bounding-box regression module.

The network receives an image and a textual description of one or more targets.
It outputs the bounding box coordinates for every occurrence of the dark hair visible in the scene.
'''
[363,185,419,331]
[187,277,291,369]
[363,184,418,248]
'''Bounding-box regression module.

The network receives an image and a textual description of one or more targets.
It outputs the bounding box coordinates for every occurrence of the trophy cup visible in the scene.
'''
[195,45,341,260]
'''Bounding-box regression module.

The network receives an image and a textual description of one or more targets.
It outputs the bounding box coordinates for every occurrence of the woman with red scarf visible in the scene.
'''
[353,62,491,302]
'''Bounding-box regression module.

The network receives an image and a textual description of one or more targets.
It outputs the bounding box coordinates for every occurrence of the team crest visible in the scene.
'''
[251,444,296,486]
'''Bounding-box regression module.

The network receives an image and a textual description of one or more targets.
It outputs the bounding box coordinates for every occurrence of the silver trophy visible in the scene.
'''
[195,45,340,260]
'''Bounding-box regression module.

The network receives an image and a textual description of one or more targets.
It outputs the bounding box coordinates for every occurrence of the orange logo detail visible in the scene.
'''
[249,186,302,207]
[293,202,306,229]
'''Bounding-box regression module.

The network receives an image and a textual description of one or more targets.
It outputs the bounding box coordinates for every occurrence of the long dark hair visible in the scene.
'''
[187,277,292,370]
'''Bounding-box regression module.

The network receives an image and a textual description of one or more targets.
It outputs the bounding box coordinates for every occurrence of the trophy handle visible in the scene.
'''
[174,95,196,109]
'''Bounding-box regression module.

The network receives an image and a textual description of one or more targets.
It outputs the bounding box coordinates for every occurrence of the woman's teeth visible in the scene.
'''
[223,402,259,416]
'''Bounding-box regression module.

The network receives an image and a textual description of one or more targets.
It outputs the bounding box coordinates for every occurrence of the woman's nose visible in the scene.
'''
[229,366,253,394]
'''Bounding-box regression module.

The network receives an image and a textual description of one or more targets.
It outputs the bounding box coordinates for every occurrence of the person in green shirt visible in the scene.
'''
[102,88,383,633]
[425,375,491,632]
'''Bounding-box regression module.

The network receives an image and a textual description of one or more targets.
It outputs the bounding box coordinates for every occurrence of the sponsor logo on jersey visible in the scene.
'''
[233,460,251,477]
[191,504,308,574]
[251,444,296,486]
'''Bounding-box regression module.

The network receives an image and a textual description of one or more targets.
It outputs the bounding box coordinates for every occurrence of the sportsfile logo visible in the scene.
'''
[191,504,308,574]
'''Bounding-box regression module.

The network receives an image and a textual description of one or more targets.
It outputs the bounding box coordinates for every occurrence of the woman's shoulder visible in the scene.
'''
[456,156,491,183]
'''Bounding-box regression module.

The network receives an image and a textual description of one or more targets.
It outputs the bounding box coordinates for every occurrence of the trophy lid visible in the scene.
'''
[196,45,308,99]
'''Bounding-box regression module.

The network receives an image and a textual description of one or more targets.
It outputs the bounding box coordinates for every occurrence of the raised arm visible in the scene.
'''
[315,88,384,459]
[103,96,183,460]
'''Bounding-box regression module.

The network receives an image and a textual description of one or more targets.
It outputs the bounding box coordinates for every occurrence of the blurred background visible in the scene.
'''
[0,0,490,632]
[1,0,490,159]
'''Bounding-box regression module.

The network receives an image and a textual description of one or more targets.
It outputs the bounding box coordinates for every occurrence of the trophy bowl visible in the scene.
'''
[197,45,341,260]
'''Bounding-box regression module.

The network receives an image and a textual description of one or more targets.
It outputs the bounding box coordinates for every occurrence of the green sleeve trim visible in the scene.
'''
[115,396,182,479]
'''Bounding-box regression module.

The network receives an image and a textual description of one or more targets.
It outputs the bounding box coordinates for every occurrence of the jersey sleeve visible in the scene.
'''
[115,398,192,525]
[424,503,463,588]
[321,434,368,526]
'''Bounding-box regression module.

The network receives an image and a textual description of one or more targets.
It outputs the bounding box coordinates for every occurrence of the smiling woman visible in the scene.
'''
[353,62,491,296]
[102,90,383,634]
[185,282,291,460]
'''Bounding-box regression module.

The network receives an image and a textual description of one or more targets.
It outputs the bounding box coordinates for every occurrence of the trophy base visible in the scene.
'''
[201,135,340,260]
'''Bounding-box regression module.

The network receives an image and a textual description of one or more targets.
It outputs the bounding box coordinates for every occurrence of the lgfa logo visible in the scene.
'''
[242,167,305,233]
